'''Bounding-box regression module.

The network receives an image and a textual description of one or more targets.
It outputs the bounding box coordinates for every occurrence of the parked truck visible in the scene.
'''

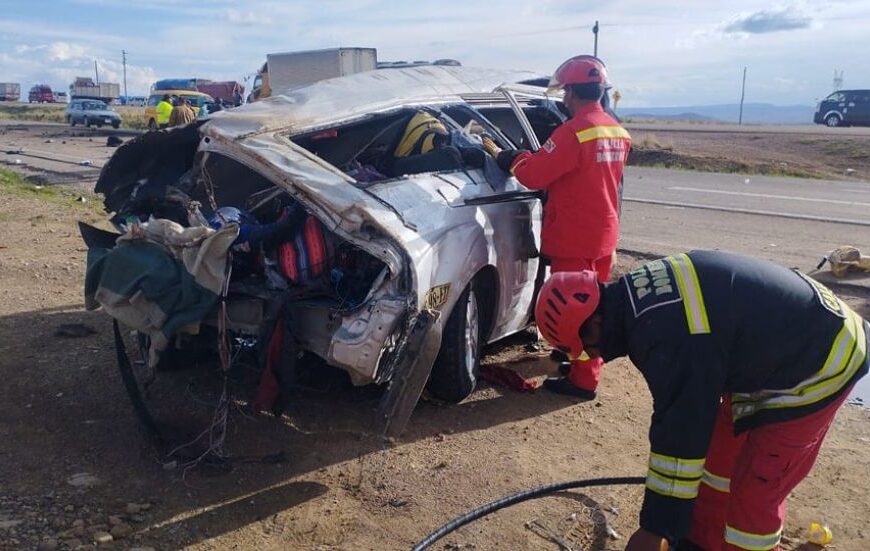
[69,77,120,104]
[0,83,20,102]
[196,81,244,105]
[249,47,377,101]
[29,84,54,103]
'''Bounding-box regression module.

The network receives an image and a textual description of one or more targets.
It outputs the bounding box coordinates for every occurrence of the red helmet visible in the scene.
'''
[535,271,600,359]
[548,55,609,90]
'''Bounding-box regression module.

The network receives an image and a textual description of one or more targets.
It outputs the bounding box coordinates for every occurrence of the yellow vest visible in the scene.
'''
[156,101,173,125]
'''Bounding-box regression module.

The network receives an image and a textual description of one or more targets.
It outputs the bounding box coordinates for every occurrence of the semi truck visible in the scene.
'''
[0,83,20,102]
[151,78,244,106]
[69,77,120,104]
[249,47,378,101]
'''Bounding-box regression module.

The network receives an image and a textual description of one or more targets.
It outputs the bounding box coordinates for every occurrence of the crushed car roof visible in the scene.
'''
[204,65,547,139]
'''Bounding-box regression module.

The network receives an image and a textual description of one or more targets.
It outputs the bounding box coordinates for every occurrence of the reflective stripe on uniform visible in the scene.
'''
[733,307,867,420]
[665,253,711,334]
[645,452,704,499]
[575,125,631,144]
[700,469,730,493]
[649,452,705,478]
[645,469,700,499]
[724,524,782,550]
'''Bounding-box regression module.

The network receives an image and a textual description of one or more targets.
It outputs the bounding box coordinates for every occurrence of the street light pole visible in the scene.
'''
[122,50,128,100]
[593,20,599,57]
[738,66,747,125]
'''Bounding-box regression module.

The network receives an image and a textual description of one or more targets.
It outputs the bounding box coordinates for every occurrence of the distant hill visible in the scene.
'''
[617,103,816,125]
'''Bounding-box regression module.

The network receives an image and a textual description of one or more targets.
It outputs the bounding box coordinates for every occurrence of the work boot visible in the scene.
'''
[543,377,596,400]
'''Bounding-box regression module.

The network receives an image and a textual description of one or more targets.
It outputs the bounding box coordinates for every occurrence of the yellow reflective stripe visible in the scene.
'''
[724,525,782,550]
[733,308,866,419]
[575,125,631,144]
[665,254,711,334]
[645,469,700,499]
[649,452,705,479]
[700,469,730,493]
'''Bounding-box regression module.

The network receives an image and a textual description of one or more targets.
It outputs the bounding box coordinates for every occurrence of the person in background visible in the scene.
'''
[168,97,196,127]
[156,94,173,129]
[484,55,632,400]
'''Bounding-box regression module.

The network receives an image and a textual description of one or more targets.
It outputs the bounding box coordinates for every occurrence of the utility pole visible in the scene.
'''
[122,50,128,100]
[94,59,99,83]
[738,66,747,125]
[593,20,599,57]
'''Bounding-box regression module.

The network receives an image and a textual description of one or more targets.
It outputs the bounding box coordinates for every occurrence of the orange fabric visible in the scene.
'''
[511,102,630,260]
[688,391,851,551]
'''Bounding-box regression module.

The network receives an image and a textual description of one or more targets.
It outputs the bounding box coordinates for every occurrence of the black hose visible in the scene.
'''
[411,475,646,551]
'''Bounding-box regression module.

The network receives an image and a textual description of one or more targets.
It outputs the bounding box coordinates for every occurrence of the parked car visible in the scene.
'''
[53,91,69,103]
[84,66,570,435]
[28,84,54,103]
[144,89,213,129]
[65,99,122,128]
[814,89,870,127]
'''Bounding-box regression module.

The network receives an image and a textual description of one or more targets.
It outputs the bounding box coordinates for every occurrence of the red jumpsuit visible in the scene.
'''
[511,101,631,390]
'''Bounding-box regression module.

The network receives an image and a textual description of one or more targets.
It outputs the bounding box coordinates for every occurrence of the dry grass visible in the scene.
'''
[0,103,148,130]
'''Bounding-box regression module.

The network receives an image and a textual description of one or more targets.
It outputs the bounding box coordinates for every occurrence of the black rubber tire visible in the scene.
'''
[112,121,120,129]
[426,284,481,403]
[825,114,841,128]
[69,117,76,127]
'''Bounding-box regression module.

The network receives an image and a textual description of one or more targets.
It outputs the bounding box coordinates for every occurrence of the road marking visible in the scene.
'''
[624,197,870,227]
[844,188,870,194]
[666,186,870,207]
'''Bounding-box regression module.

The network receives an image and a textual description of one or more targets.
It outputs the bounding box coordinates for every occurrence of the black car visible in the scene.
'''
[813,89,870,127]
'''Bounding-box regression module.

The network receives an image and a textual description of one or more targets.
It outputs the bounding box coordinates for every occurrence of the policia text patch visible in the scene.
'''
[624,259,682,318]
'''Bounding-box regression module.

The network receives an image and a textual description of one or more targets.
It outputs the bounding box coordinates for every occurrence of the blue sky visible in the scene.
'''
[1,0,869,106]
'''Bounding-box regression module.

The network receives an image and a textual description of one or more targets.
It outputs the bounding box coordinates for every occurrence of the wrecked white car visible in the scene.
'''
[83,66,572,436]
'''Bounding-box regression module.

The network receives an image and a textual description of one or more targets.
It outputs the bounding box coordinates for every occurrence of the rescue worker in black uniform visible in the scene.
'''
[535,250,868,551]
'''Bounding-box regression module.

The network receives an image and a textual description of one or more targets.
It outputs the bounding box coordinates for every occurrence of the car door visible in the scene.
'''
[851,92,870,125]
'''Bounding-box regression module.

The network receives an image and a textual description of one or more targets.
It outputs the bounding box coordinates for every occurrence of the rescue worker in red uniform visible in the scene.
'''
[535,250,868,551]
[491,55,631,399]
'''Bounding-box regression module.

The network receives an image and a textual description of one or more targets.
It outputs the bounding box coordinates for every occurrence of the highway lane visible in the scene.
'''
[623,167,870,226]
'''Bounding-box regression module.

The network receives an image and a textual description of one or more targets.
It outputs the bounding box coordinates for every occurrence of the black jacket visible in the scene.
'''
[597,250,868,543]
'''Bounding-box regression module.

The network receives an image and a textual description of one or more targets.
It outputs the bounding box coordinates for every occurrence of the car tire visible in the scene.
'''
[825,114,841,128]
[426,283,481,403]
[83,116,90,128]
[148,119,157,131]
[112,121,120,129]
[68,117,76,127]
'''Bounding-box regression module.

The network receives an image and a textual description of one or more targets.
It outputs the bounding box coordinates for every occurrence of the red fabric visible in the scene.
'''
[688,391,852,551]
[549,256,613,391]
[252,319,284,412]
[511,102,630,260]
[479,364,542,392]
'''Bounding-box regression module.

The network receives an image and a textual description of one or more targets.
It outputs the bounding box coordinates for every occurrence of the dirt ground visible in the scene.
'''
[628,127,870,181]
[0,123,869,551]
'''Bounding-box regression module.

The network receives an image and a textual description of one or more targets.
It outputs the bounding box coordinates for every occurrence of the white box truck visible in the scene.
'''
[0,83,20,102]
[250,47,377,101]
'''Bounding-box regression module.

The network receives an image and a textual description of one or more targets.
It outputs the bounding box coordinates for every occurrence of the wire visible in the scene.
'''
[411,475,645,551]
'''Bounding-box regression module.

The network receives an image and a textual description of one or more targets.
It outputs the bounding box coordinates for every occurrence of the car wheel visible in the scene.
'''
[83,116,90,128]
[825,114,841,127]
[112,121,120,129]
[147,119,157,131]
[426,284,481,403]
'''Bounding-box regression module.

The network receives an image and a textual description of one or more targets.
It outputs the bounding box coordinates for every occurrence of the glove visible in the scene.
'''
[481,135,501,157]
[496,149,527,172]
[459,147,486,169]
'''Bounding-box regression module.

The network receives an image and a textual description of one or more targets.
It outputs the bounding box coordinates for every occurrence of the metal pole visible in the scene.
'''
[94,60,99,83]
[738,66,747,125]
[122,50,128,100]
[593,20,599,57]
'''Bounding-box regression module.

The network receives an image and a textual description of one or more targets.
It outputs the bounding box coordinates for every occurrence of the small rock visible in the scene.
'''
[64,505,75,513]
[65,538,83,548]
[37,538,58,551]
[45,139,53,143]
[108,515,124,526]
[0,519,23,530]
[88,524,109,534]
[67,472,100,488]
[124,503,141,515]
[76,196,87,203]
[72,520,85,529]
[93,531,113,544]
[110,522,132,539]
[128,547,156,551]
